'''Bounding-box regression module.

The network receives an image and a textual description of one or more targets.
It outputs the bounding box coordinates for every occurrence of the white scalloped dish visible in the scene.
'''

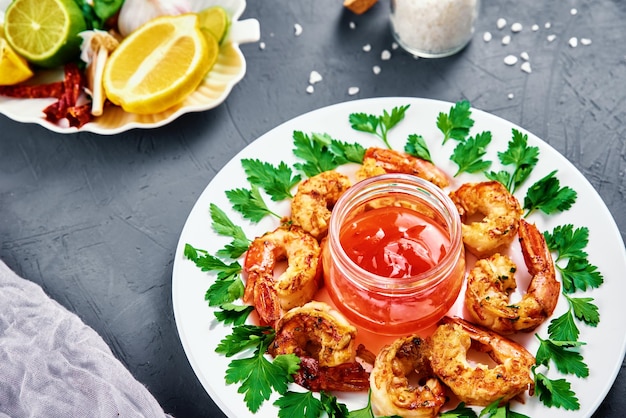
[0,0,260,135]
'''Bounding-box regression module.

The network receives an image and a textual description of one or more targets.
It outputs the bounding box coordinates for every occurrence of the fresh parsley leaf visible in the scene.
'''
[274,391,325,418]
[404,134,433,162]
[226,186,281,222]
[478,400,506,418]
[440,402,478,417]
[484,170,511,188]
[216,324,275,357]
[349,105,410,149]
[535,335,588,377]
[523,171,577,216]
[205,276,244,306]
[547,311,580,342]
[292,131,339,176]
[544,224,589,262]
[437,100,474,144]
[533,372,580,410]
[567,295,600,326]
[214,302,254,325]
[241,159,301,201]
[209,204,251,259]
[225,349,299,413]
[558,257,604,293]
[327,138,366,165]
[450,131,493,176]
[184,244,241,280]
[487,129,539,192]
[320,391,350,418]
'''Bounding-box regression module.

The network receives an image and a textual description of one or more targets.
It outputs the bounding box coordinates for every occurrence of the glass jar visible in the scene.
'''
[322,174,465,336]
[390,0,480,58]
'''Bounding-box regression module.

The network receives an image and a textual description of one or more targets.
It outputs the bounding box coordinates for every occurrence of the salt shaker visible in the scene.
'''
[390,0,480,58]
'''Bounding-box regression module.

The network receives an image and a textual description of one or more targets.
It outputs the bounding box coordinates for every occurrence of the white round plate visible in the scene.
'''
[0,0,259,135]
[172,97,626,417]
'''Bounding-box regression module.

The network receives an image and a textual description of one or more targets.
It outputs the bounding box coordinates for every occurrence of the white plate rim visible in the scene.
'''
[172,97,626,418]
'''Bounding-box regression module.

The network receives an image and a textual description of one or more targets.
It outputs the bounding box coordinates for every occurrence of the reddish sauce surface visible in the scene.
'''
[339,206,450,278]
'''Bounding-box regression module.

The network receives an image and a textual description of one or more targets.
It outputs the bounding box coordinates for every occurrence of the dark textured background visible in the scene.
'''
[1,0,624,417]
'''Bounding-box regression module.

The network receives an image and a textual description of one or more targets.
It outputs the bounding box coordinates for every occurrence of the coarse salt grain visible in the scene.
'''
[545,22,552,29]
[511,22,523,33]
[294,23,303,36]
[508,93,515,99]
[259,42,266,50]
[570,8,578,15]
[363,44,372,52]
[373,65,381,75]
[504,55,518,65]
[569,37,578,47]
[349,21,356,29]
[309,70,323,84]
[521,61,532,73]
[547,34,557,42]
[381,50,391,60]
[520,51,529,61]
[502,35,511,45]
[483,32,492,42]
[306,85,314,94]
[531,24,539,31]
[348,87,360,96]
[392,42,399,50]
[581,38,592,46]
[390,0,478,56]
[497,18,507,29]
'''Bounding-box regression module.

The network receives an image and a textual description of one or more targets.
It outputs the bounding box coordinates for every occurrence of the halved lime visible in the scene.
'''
[197,6,230,44]
[4,0,87,68]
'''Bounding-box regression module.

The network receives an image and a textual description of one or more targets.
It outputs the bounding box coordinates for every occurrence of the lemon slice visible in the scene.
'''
[3,0,86,68]
[197,6,230,44]
[0,36,34,85]
[103,14,212,115]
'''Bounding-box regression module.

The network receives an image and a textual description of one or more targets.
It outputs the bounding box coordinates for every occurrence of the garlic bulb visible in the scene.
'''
[117,0,192,37]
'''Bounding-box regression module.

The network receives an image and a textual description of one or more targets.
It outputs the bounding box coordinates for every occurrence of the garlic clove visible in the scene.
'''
[79,30,119,116]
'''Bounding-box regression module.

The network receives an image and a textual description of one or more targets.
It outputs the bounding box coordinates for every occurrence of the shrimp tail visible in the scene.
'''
[294,356,370,392]
[518,219,560,318]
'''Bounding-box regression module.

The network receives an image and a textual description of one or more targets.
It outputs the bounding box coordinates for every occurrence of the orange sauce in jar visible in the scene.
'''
[323,174,465,336]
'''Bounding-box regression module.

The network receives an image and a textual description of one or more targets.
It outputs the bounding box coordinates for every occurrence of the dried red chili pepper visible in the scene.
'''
[0,82,64,99]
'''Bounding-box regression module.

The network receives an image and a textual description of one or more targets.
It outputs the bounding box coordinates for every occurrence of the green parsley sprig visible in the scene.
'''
[226,185,282,222]
[210,203,251,259]
[523,171,577,217]
[485,129,539,193]
[450,131,493,176]
[437,100,474,144]
[241,159,302,201]
[404,133,433,163]
[349,105,410,149]
[274,390,349,418]
[292,131,365,177]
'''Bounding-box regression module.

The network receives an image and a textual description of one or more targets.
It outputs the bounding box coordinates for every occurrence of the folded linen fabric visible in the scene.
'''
[0,260,172,418]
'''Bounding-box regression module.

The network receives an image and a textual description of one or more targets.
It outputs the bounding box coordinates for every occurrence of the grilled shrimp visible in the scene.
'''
[269,301,370,392]
[356,147,449,188]
[370,335,447,418]
[430,316,535,406]
[465,219,560,334]
[243,225,322,326]
[290,170,351,240]
[449,181,523,257]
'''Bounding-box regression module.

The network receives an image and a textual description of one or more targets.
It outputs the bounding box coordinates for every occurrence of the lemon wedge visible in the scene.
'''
[103,14,211,115]
[0,35,34,85]
[197,6,230,44]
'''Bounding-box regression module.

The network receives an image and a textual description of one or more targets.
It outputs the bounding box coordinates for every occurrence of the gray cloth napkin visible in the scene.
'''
[0,260,172,418]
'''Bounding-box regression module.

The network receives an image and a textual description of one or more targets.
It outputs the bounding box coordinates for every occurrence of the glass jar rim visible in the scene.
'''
[328,173,463,291]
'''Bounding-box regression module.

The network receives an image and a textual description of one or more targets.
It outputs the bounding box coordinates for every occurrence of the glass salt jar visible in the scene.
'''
[322,174,465,336]
[390,0,480,58]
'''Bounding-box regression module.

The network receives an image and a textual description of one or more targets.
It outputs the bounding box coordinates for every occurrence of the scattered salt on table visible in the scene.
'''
[483,32,492,42]
[497,18,507,29]
[309,71,323,85]
[508,93,515,99]
[547,34,557,42]
[521,62,532,73]
[581,38,592,46]
[306,85,314,94]
[502,35,511,45]
[569,37,578,48]
[520,51,529,61]
[570,8,578,16]
[504,55,518,65]
[372,65,381,75]
[381,50,391,60]
[259,42,266,50]
[531,24,539,31]
[349,21,356,29]
[348,87,360,96]
[362,44,372,52]
[545,22,552,29]
[511,23,523,33]
[294,23,303,36]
